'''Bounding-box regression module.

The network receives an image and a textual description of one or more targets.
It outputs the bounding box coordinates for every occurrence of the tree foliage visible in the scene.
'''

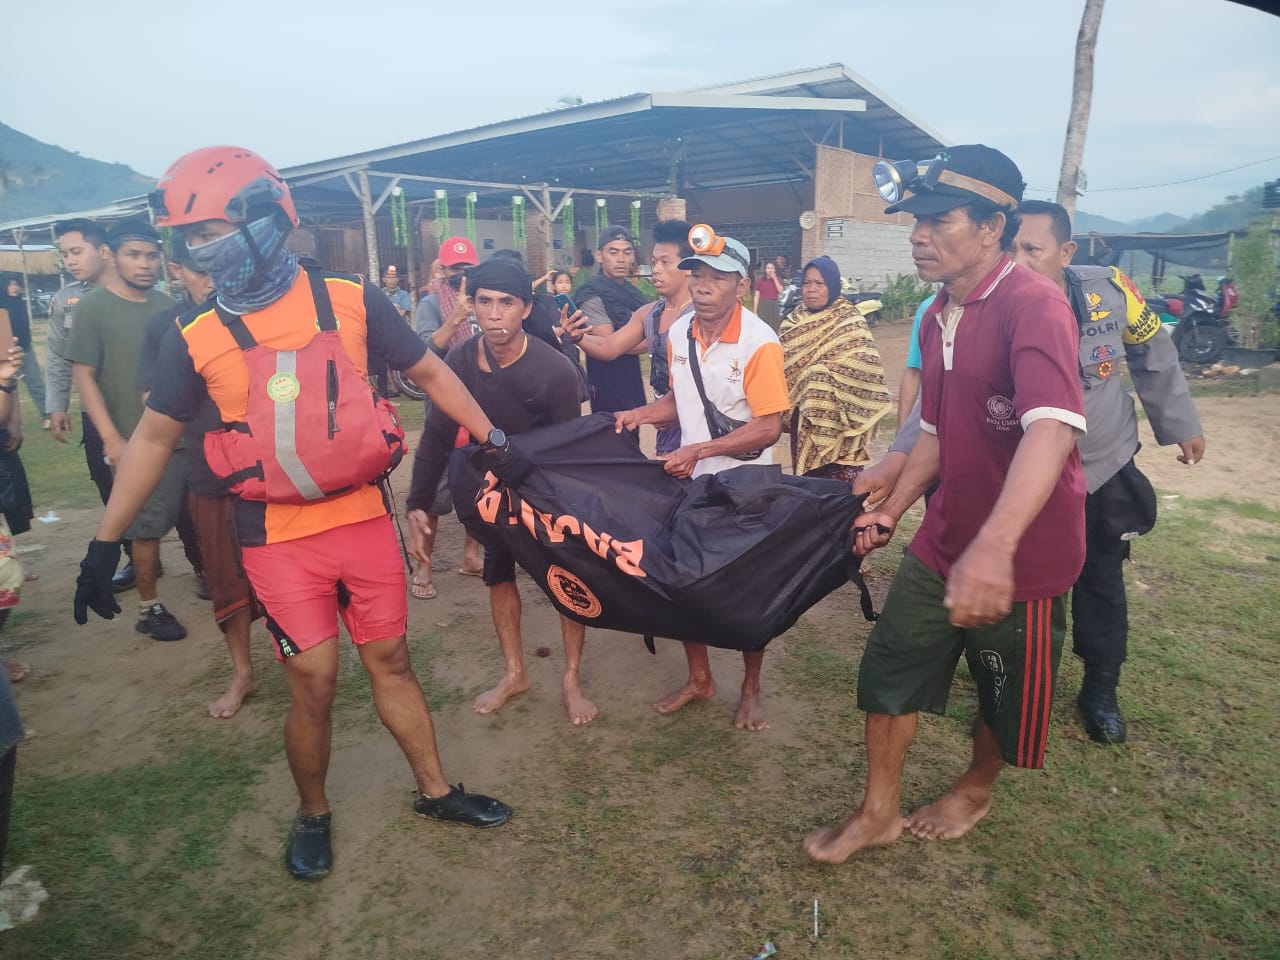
[1230,222,1279,347]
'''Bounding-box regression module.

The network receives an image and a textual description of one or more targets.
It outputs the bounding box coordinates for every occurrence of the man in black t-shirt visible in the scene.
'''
[407,259,595,724]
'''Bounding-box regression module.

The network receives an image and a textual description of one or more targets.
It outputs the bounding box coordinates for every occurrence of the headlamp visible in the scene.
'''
[871,157,944,204]
[687,223,750,272]
[872,153,1018,209]
[688,223,725,257]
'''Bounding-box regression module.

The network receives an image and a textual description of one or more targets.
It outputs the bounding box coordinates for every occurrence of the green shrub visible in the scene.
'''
[1230,223,1279,348]
[879,272,937,320]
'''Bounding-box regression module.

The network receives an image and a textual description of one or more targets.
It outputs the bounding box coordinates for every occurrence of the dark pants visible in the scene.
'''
[0,746,14,880]
[1071,482,1131,666]
[81,412,115,508]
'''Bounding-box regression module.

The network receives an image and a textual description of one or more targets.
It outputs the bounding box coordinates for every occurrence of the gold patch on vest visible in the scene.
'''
[1096,360,1114,379]
[266,372,301,403]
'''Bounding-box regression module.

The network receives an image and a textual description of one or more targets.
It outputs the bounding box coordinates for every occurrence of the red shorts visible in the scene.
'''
[240,514,408,661]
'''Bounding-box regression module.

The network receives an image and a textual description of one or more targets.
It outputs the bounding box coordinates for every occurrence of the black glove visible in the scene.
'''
[474,437,533,485]
[74,539,123,625]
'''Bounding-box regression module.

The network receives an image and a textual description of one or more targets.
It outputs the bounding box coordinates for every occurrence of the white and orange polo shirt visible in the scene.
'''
[667,304,788,478]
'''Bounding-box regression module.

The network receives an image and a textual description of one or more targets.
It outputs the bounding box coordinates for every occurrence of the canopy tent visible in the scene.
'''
[1071,230,1247,271]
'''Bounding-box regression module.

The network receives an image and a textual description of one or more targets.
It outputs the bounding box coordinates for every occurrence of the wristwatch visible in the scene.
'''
[484,428,508,450]
[0,380,15,394]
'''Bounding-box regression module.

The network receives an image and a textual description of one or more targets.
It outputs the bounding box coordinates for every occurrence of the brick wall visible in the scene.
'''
[720,221,803,272]
[802,144,919,283]
[819,219,917,286]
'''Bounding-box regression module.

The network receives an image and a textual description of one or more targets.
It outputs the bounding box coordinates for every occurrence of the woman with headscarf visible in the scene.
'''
[778,256,892,484]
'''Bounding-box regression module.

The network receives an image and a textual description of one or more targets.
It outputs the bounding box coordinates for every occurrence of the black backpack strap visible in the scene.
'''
[213,300,259,350]
[305,266,339,332]
[686,321,725,440]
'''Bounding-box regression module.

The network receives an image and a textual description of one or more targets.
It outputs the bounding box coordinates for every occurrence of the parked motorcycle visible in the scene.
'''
[1147,273,1239,364]
[779,273,804,321]
[842,278,884,325]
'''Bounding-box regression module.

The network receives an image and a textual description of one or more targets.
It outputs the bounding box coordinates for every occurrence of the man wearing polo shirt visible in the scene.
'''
[615,228,788,731]
[805,146,1086,863]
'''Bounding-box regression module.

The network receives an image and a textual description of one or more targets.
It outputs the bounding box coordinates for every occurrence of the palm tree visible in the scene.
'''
[1057,0,1105,219]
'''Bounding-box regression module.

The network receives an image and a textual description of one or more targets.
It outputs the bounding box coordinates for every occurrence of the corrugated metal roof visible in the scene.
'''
[282,63,947,206]
[1,64,948,236]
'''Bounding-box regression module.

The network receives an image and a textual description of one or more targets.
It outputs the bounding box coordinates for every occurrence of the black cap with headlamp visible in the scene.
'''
[873,144,1025,216]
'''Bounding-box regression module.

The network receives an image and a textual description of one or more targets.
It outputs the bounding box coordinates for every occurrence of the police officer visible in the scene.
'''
[1012,200,1205,744]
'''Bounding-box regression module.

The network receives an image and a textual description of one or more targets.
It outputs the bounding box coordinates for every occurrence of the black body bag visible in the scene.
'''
[449,413,875,653]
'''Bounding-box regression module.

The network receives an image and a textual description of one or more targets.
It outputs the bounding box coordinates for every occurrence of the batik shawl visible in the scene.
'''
[779,297,892,476]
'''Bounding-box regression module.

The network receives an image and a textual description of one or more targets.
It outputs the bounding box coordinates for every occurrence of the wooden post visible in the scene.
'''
[541,184,554,274]
[357,170,380,281]
[49,224,65,291]
[14,228,34,324]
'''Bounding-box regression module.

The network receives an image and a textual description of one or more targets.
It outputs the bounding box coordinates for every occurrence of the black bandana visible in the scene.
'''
[468,260,533,302]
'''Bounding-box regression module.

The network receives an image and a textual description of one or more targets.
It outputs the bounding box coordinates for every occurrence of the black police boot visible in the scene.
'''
[111,561,136,593]
[1077,663,1127,744]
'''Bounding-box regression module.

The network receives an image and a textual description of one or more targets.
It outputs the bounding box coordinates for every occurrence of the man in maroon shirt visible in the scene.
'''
[805,145,1086,864]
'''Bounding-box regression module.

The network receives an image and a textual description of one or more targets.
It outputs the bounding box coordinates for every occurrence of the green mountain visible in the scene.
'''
[0,122,152,222]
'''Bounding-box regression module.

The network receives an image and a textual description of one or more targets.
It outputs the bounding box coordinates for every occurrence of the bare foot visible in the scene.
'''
[653,676,715,714]
[906,786,992,841]
[208,674,256,719]
[733,687,767,731]
[4,661,29,684]
[804,809,905,864]
[474,673,530,714]
[562,676,598,725]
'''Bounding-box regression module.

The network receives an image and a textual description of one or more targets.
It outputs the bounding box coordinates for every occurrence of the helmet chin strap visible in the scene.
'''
[236,208,290,280]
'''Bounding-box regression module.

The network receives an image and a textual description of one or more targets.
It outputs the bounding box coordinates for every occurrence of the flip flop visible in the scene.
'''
[458,567,484,578]
[410,577,437,600]
[23,571,38,582]
[4,661,29,684]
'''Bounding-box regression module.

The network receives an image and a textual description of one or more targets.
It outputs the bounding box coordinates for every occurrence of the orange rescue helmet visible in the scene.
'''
[151,145,299,228]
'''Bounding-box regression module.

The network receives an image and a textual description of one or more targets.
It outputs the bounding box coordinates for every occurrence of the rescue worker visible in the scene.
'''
[71,146,514,880]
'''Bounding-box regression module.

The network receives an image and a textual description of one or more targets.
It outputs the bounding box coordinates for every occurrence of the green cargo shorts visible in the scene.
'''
[857,549,1065,769]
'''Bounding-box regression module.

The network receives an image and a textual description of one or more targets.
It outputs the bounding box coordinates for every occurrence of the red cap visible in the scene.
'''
[439,236,478,267]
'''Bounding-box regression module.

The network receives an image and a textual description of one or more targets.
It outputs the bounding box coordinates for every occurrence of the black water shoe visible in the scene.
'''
[414,784,511,828]
[286,813,333,880]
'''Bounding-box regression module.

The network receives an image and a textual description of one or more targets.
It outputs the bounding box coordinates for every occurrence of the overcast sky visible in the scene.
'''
[6,0,1279,223]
